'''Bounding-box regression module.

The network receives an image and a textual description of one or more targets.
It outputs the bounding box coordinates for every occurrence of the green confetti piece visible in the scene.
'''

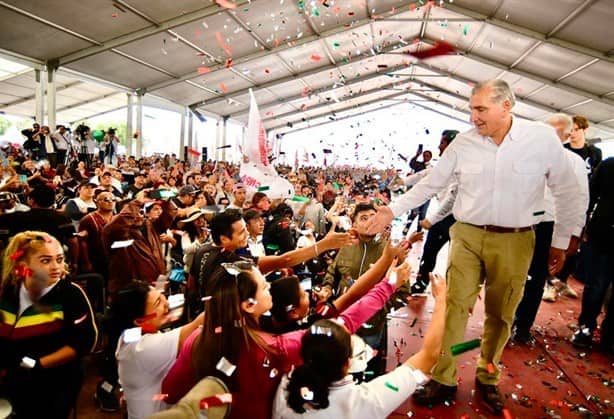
[291,195,310,203]
[450,338,481,355]
[312,7,320,16]
[257,186,270,191]
[463,25,468,36]
[333,182,342,189]
[265,244,280,250]
[385,382,399,392]
[341,57,349,63]
[298,0,304,9]
[364,371,375,375]
[332,41,340,47]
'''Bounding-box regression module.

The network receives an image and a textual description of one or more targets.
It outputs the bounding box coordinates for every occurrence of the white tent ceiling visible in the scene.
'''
[0,0,613,140]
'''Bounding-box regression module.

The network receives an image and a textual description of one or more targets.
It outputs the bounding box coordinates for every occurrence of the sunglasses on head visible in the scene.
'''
[221,259,255,276]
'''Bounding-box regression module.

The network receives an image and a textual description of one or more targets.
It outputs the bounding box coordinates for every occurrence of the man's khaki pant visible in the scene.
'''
[432,222,535,386]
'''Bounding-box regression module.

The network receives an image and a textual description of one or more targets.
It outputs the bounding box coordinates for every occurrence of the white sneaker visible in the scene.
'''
[542,285,557,302]
[559,283,578,298]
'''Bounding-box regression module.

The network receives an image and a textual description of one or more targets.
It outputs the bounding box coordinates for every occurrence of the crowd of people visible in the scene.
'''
[0,78,611,419]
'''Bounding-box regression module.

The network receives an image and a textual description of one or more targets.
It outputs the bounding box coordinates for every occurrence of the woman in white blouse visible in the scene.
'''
[273,274,446,419]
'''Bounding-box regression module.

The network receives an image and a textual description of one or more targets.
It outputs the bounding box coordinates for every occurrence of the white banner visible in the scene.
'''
[240,89,294,199]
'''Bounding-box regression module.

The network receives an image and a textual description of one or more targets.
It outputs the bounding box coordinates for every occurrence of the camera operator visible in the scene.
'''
[103,128,121,166]
[20,122,42,160]
[75,124,96,168]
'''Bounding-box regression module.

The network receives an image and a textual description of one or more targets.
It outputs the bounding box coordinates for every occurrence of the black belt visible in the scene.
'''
[466,223,533,233]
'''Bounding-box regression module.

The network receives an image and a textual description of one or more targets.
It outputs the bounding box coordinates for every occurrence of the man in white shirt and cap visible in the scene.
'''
[365,79,584,414]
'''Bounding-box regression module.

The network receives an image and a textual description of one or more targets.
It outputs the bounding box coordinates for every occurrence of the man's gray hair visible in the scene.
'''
[472,79,516,107]
[546,113,573,135]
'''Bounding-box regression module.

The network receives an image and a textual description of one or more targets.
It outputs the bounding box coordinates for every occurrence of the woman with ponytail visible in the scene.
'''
[273,274,447,419]
[0,231,98,418]
[162,254,410,419]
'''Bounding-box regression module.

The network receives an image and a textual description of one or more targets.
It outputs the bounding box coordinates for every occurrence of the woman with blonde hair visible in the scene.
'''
[0,231,98,418]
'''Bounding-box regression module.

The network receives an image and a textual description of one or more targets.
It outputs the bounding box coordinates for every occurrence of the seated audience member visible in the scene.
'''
[177,209,211,274]
[77,190,115,277]
[96,170,124,198]
[161,258,411,419]
[272,273,444,419]
[0,231,98,418]
[112,281,204,419]
[103,190,177,297]
[243,209,266,258]
[0,185,76,262]
[250,191,271,214]
[263,203,297,255]
[227,184,247,210]
[64,180,97,225]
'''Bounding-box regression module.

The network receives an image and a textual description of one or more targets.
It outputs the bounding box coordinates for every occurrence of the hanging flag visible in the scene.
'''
[187,148,201,156]
[240,90,294,199]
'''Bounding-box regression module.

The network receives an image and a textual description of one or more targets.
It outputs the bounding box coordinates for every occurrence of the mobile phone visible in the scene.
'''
[148,189,176,199]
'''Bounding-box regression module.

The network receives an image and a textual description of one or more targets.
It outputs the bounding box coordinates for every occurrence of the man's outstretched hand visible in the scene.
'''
[365,203,394,235]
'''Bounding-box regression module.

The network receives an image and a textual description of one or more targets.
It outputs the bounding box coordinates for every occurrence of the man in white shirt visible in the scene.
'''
[366,79,584,414]
[405,129,459,294]
[52,125,71,166]
[512,113,589,343]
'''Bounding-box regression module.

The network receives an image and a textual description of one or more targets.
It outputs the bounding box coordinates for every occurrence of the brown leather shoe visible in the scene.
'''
[412,380,458,406]
[474,378,504,415]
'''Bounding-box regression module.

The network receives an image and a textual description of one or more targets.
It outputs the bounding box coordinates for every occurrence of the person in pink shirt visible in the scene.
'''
[162,254,410,419]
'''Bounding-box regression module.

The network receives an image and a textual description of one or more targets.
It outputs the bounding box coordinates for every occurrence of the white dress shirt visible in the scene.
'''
[273,365,418,419]
[389,117,584,249]
[536,150,589,236]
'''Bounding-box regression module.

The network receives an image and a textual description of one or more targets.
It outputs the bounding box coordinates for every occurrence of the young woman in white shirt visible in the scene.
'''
[272,273,446,419]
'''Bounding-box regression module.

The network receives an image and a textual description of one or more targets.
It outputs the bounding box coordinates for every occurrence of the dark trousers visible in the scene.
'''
[56,149,67,166]
[514,221,554,332]
[578,241,613,340]
[415,214,455,286]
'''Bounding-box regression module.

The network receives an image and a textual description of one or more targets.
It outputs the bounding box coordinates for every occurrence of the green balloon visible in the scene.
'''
[92,130,104,142]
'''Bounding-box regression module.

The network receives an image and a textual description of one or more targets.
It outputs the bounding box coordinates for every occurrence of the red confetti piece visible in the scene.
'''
[406,42,455,60]
[200,393,232,409]
[225,58,233,68]
[265,69,271,74]
[310,54,322,62]
[219,83,228,93]
[74,314,88,325]
[111,13,118,17]
[215,32,233,57]
[409,3,416,11]
[197,66,211,74]
[215,0,237,9]
[152,394,168,401]
[188,148,201,156]
[487,363,495,374]
[502,408,512,419]
[215,326,222,334]
[9,249,24,261]
[201,296,212,302]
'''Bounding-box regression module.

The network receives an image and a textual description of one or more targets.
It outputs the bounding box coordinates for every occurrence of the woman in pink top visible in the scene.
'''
[162,255,410,419]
